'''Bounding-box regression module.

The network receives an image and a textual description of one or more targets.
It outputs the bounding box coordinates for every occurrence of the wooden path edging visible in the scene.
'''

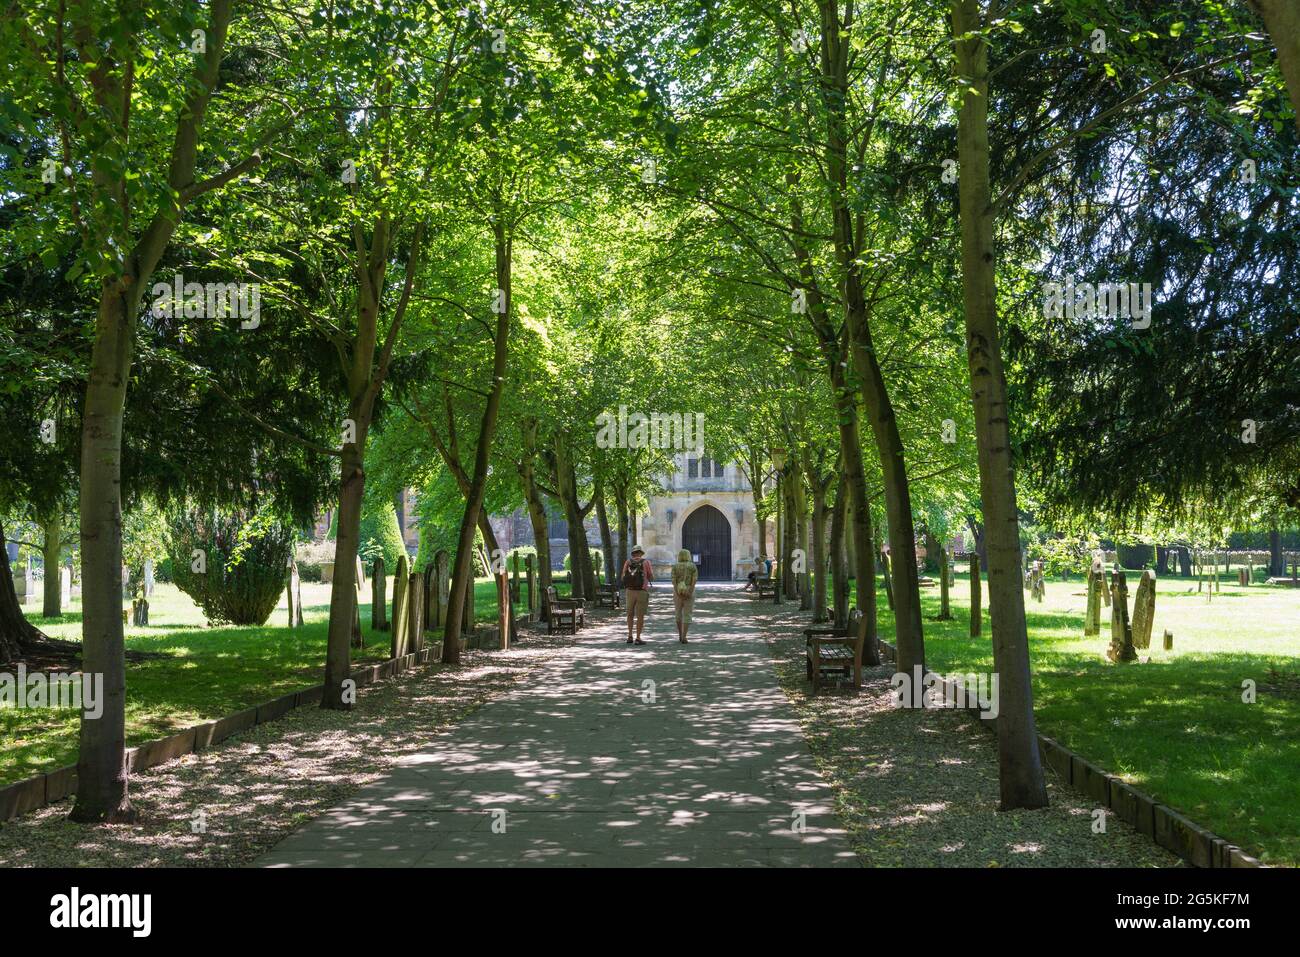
[0,649,435,823]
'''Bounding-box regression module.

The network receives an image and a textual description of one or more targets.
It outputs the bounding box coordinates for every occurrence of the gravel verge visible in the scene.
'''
[760,611,1176,867]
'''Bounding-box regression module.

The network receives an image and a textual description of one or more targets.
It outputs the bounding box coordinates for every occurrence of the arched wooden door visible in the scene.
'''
[681,505,731,580]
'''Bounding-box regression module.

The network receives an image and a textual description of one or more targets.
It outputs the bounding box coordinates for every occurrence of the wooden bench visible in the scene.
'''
[546,586,585,635]
[803,611,864,692]
[754,577,776,600]
[594,583,620,610]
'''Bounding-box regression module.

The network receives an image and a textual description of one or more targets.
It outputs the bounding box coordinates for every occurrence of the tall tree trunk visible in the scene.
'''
[443,222,512,664]
[69,0,237,822]
[0,518,50,664]
[781,469,798,597]
[553,437,592,601]
[1270,527,1284,576]
[952,0,1048,810]
[518,418,553,595]
[829,471,849,628]
[967,515,988,567]
[72,287,136,823]
[595,486,616,584]
[810,478,828,620]
[1249,0,1300,136]
[323,405,371,708]
[42,511,63,618]
[795,477,811,609]
[613,482,630,572]
[750,448,768,557]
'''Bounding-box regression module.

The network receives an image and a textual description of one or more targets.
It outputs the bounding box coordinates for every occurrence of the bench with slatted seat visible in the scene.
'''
[754,576,776,600]
[546,586,585,635]
[594,583,620,610]
[803,610,864,692]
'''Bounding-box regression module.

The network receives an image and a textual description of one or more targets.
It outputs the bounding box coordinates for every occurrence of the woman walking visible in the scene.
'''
[670,548,698,643]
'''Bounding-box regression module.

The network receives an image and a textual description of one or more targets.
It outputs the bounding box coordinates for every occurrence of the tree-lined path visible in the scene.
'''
[256,586,859,868]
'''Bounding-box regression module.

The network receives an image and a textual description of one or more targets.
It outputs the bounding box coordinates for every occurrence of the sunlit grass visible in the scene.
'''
[6,577,516,787]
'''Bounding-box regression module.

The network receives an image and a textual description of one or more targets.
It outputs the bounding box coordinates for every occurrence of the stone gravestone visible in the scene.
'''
[434,550,449,628]
[423,565,436,635]
[498,568,510,650]
[371,557,387,631]
[525,554,537,620]
[287,562,304,628]
[1084,560,1103,637]
[13,567,32,606]
[132,597,149,625]
[406,572,423,654]
[937,546,952,620]
[143,558,155,597]
[60,565,72,606]
[1106,571,1137,662]
[1131,569,1156,650]
[390,555,410,658]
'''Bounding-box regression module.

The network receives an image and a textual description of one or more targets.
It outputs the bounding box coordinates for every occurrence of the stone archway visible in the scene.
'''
[680,504,732,580]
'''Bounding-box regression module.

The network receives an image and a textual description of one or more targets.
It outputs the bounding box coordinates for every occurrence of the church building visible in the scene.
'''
[635,453,770,580]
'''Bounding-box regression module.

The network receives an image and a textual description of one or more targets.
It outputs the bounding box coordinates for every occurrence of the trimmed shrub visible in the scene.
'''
[168,508,294,625]
[358,501,407,570]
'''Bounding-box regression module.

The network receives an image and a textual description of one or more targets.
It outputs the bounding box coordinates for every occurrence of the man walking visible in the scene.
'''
[621,544,653,645]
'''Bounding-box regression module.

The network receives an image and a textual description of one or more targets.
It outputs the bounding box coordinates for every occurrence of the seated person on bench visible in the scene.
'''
[745,554,767,591]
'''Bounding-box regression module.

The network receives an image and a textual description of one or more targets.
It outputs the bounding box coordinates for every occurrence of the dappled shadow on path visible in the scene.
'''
[257,585,859,868]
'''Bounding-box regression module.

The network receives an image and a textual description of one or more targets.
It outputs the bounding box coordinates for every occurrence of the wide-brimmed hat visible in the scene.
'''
[630,544,645,555]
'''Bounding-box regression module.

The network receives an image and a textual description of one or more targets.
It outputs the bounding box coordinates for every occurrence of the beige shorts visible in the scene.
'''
[674,592,694,626]
[626,588,649,616]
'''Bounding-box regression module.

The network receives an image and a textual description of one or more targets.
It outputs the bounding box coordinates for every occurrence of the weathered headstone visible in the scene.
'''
[390,555,410,658]
[1030,561,1046,602]
[937,545,952,620]
[131,598,149,626]
[143,558,155,597]
[1131,569,1156,650]
[287,562,304,628]
[525,554,537,619]
[59,565,72,606]
[407,572,424,654]
[356,554,365,587]
[1163,629,1173,651]
[14,567,33,605]
[1084,560,1102,637]
[434,550,449,627]
[498,568,510,650]
[1106,571,1137,662]
[371,557,387,631]
[969,553,981,638]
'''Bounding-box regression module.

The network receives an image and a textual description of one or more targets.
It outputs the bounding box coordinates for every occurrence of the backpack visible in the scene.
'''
[622,558,645,590]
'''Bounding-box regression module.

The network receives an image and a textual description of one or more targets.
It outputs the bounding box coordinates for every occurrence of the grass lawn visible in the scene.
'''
[5,576,520,788]
[853,566,1300,866]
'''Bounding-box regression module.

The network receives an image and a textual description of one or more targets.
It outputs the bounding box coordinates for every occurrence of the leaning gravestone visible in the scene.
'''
[59,565,72,606]
[390,555,410,658]
[372,556,387,631]
[434,550,450,628]
[1106,571,1138,663]
[1131,569,1156,650]
[407,572,423,654]
[143,558,155,597]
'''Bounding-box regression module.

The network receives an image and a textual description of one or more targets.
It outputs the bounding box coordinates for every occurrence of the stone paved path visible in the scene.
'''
[255,584,859,867]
